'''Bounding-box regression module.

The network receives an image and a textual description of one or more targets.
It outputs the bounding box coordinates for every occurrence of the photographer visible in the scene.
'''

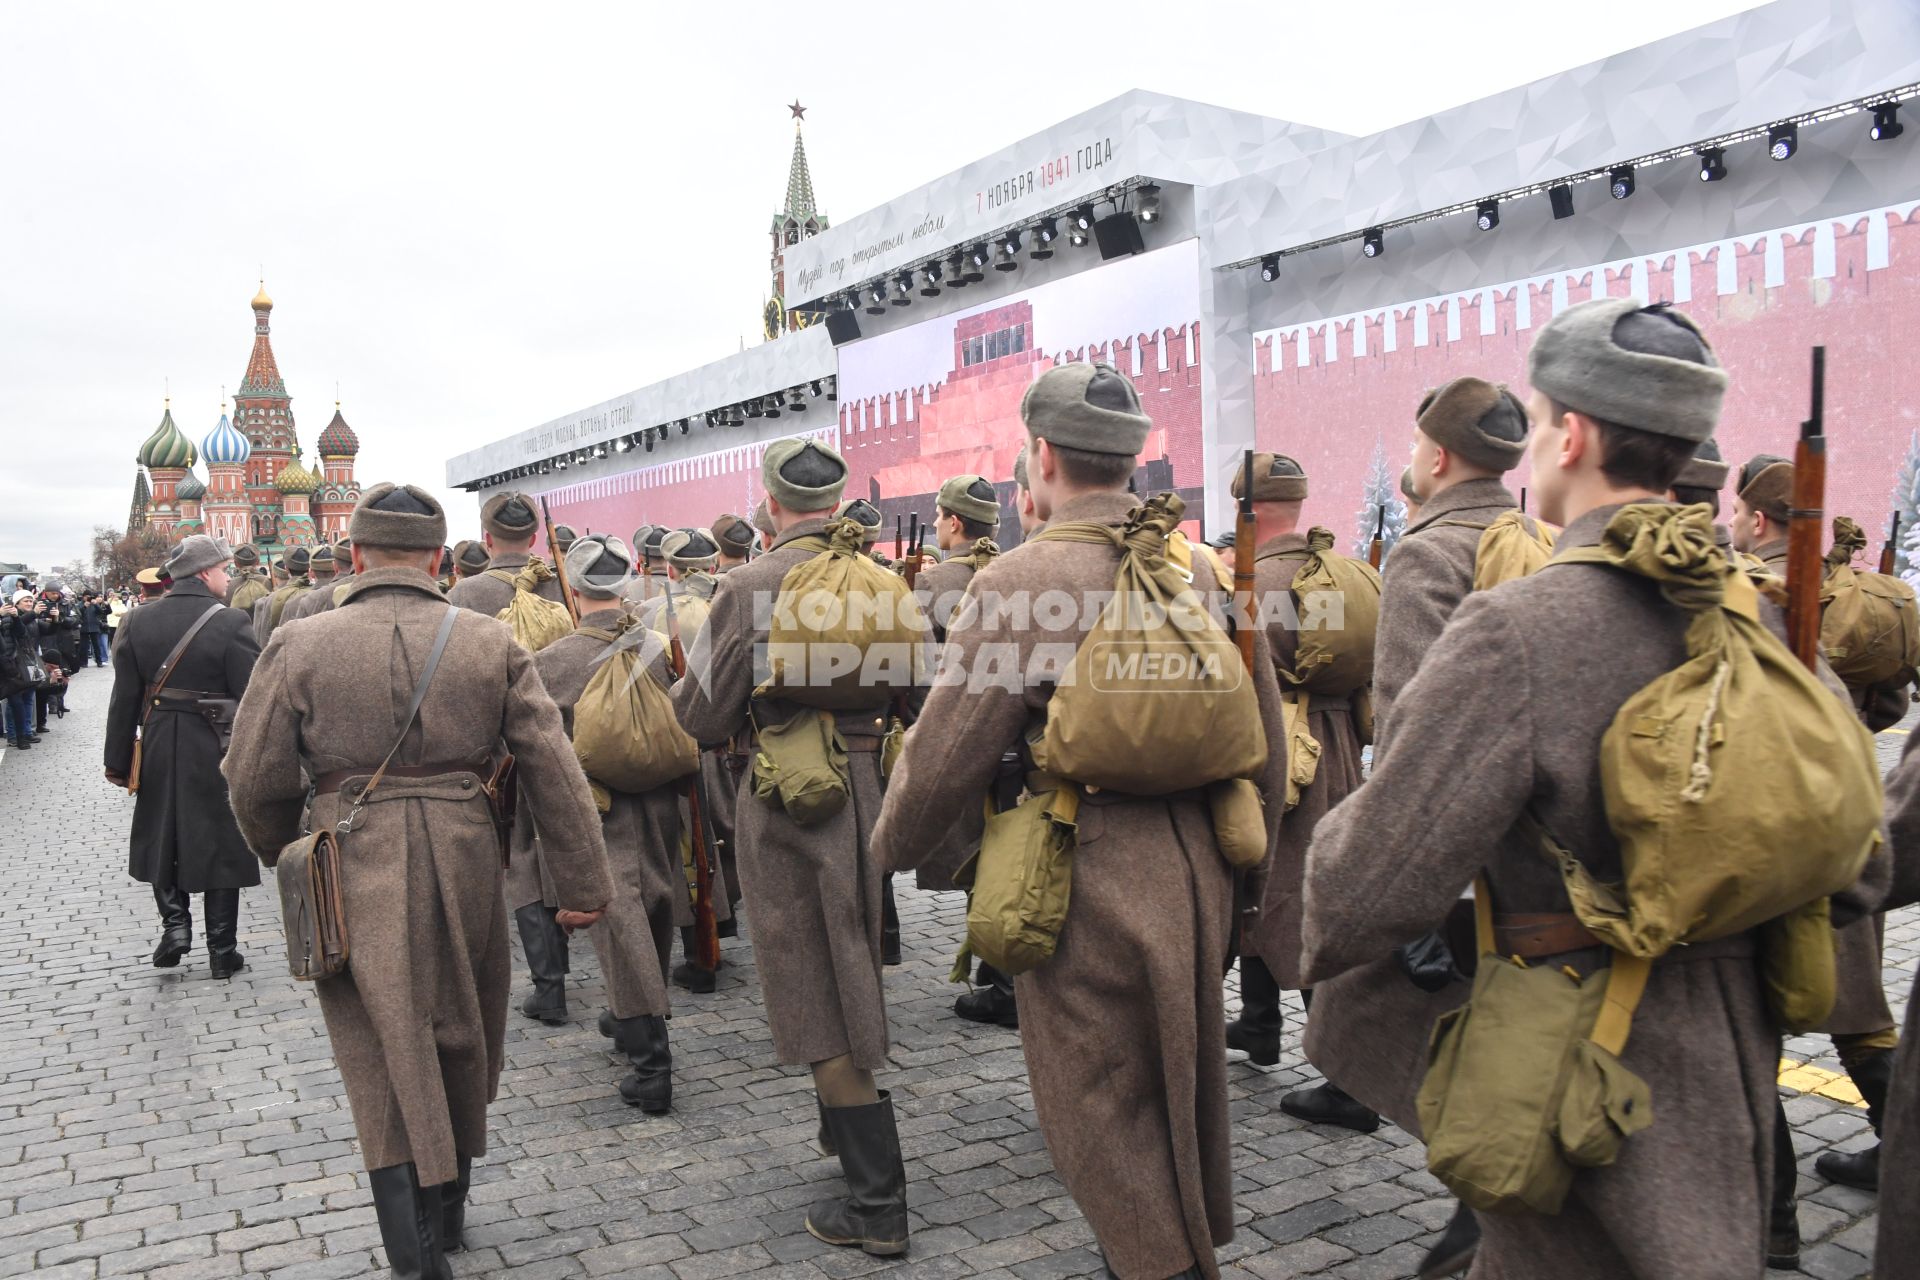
[1,594,41,748]
[80,592,111,666]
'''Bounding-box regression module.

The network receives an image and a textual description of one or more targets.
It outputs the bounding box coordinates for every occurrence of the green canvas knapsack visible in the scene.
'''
[1277,526,1382,698]
[1820,516,1920,690]
[1436,510,1557,591]
[1026,494,1268,796]
[757,518,926,711]
[570,620,699,795]
[488,559,572,653]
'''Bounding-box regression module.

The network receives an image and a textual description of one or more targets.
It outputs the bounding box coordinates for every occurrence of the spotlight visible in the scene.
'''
[1030,218,1056,259]
[995,233,1021,270]
[1548,185,1575,220]
[1069,205,1094,232]
[554,457,568,470]
[919,263,943,297]
[962,245,988,282]
[678,418,690,431]
[1768,123,1797,162]
[593,443,607,459]
[1137,183,1161,223]
[745,398,764,418]
[726,406,745,426]
[1698,147,1727,182]
[764,397,781,418]
[826,376,838,400]
[809,379,824,396]
[1259,254,1279,283]
[1609,165,1636,200]
[864,283,888,315]
[1361,227,1384,259]
[891,273,913,306]
[1872,103,1903,141]
[945,252,970,289]
[1475,200,1499,231]
[788,388,807,412]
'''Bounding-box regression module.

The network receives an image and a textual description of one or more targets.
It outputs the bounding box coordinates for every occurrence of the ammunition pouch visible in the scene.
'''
[959,783,1080,977]
[750,708,851,828]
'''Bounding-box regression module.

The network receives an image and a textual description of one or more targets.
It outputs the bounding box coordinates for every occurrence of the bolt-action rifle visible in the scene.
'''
[1786,348,1827,672]
[1368,505,1386,570]
[663,584,721,973]
[539,496,579,626]
[1881,512,1901,577]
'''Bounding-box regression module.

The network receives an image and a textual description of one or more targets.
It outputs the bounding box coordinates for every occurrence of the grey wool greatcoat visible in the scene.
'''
[532,608,681,1020]
[872,491,1290,1280]
[1241,532,1366,991]
[254,580,311,646]
[104,578,261,892]
[223,567,613,1186]
[281,573,356,624]
[1876,731,1920,1278]
[444,552,564,617]
[1299,504,1889,1280]
[671,519,899,1070]
[909,544,995,892]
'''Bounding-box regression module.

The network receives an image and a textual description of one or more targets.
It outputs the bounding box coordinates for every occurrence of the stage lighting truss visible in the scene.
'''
[1475,200,1499,231]
[920,263,943,296]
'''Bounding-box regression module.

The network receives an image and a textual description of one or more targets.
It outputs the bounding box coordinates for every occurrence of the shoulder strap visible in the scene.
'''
[484,568,518,586]
[1433,519,1491,533]
[1031,520,1122,548]
[144,604,225,720]
[576,625,619,642]
[353,605,461,809]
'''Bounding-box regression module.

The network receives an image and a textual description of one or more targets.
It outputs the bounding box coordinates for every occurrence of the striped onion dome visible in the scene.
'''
[274,452,319,495]
[201,411,252,464]
[175,470,207,502]
[137,404,197,469]
[316,406,359,457]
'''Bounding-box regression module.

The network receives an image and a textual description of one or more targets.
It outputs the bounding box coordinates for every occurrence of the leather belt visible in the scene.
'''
[1493,911,1604,960]
[840,733,886,755]
[313,761,484,796]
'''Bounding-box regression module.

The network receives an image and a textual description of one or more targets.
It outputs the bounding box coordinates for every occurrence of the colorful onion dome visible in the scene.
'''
[316,405,359,457]
[201,410,252,465]
[137,403,197,469]
[274,452,318,495]
[175,470,207,502]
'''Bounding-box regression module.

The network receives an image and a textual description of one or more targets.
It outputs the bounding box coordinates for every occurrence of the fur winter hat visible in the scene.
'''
[351,483,447,551]
[1417,378,1530,473]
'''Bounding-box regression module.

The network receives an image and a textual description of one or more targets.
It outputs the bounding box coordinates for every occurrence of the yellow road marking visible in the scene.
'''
[1778,1058,1867,1107]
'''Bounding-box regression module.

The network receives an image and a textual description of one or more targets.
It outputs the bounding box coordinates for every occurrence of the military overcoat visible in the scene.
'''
[281,573,356,624]
[1300,504,1889,1280]
[444,552,564,618]
[671,518,897,1070]
[872,491,1290,1280]
[908,544,994,891]
[104,578,261,892]
[1876,731,1920,1278]
[223,567,612,1187]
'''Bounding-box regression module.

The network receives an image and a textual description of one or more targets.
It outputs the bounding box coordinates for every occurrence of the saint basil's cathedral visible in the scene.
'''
[129,283,361,554]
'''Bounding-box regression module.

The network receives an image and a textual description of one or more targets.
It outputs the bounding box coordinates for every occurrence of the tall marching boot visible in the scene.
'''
[204,888,245,979]
[441,1157,471,1253]
[880,874,901,967]
[806,1092,909,1256]
[954,960,1019,1028]
[1225,955,1282,1066]
[513,903,569,1024]
[1815,1049,1893,1191]
[671,927,717,993]
[151,885,192,968]
[1768,1097,1801,1271]
[614,1014,673,1113]
[368,1162,452,1280]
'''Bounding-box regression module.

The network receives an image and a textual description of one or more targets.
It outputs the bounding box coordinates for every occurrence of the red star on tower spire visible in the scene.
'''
[788,100,806,121]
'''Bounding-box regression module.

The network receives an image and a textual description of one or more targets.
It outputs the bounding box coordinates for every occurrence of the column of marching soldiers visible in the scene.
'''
[99,295,1920,1280]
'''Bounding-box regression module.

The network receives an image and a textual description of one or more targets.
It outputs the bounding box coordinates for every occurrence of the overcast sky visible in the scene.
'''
[0,0,1758,575]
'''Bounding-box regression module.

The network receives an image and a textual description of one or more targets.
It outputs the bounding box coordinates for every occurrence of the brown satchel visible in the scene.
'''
[271,604,461,981]
[127,603,226,796]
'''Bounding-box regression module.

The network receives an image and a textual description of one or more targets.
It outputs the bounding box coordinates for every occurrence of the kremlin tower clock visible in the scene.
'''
[129,284,360,556]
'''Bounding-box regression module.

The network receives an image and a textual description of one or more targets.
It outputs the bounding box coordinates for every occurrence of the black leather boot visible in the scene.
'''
[614,1015,673,1113]
[152,886,192,968]
[816,1098,836,1156]
[880,875,901,966]
[513,904,569,1024]
[1768,1097,1801,1270]
[955,962,1019,1028]
[204,889,245,979]
[1225,955,1282,1066]
[368,1162,452,1280]
[1280,1081,1380,1133]
[1815,1050,1892,1190]
[441,1157,471,1253]
[806,1092,909,1256]
[671,927,717,993]
[1416,1201,1480,1278]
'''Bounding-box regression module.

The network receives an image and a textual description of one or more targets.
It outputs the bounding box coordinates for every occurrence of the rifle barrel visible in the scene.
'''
[1786,347,1827,671]
[1232,449,1257,670]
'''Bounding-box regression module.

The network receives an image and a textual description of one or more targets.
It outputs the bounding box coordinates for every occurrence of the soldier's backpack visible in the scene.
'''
[1275,526,1382,698]
[1437,510,1558,591]
[1820,516,1920,690]
[488,559,572,653]
[570,621,698,796]
[1026,493,1268,796]
[757,517,926,710]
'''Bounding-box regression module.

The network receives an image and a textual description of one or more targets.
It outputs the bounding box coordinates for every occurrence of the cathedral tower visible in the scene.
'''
[766,103,829,341]
[235,283,296,529]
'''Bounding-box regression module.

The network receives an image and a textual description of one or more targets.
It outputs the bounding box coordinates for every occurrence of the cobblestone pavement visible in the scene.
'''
[0,671,1910,1280]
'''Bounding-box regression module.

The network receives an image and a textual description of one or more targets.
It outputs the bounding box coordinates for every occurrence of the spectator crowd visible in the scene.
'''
[0,574,131,749]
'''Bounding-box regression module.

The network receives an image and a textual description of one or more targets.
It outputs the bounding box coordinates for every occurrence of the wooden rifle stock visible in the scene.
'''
[1882,512,1901,576]
[663,587,721,971]
[1786,347,1827,672]
[539,495,580,625]
[1368,504,1386,570]
[1233,449,1257,671]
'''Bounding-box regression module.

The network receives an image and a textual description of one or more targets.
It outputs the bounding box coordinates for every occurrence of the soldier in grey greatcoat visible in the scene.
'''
[710,513,754,572]
[225,543,271,612]
[1302,299,1885,1280]
[1225,456,1377,1122]
[445,492,565,617]
[672,439,913,1258]
[104,534,259,978]
[1876,731,1920,1279]
[875,364,1291,1280]
[225,484,612,1280]
[283,539,356,624]
[253,544,311,645]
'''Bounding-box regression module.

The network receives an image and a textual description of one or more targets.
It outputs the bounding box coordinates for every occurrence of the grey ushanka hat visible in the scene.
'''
[1020,363,1152,456]
[564,534,633,596]
[1527,297,1727,442]
[662,529,720,571]
[351,483,447,551]
[1417,378,1530,473]
[1672,437,1730,490]
[1230,453,1308,502]
[763,438,849,511]
[164,534,232,580]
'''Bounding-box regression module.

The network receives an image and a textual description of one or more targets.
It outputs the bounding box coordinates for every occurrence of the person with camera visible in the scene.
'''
[1,594,42,749]
[105,535,261,977]
[81,591,112,666]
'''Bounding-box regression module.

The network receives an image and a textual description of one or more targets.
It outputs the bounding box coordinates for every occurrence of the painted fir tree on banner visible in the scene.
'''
[1352,441,1407,562]
[1890,432,1920,583]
